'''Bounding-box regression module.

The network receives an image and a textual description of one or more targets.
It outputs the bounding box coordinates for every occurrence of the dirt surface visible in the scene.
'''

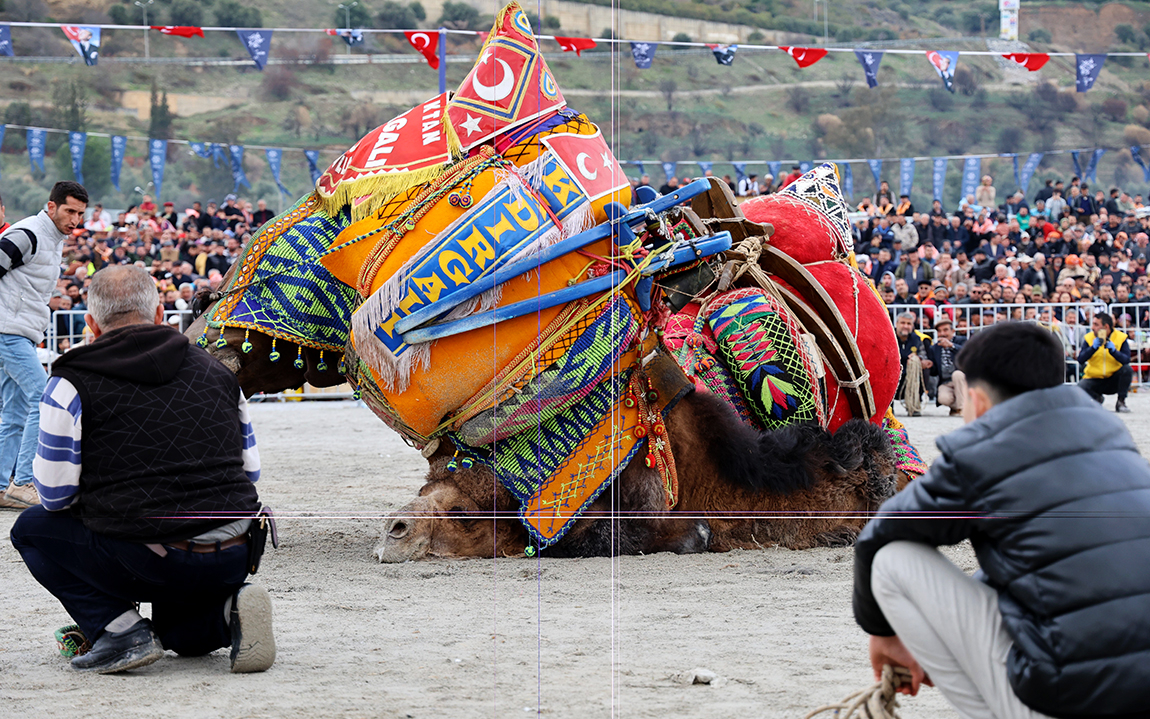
[4,392,1148,719]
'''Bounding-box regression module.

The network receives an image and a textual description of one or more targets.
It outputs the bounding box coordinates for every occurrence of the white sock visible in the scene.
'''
[105,608,143,634]
[223,597,233,624]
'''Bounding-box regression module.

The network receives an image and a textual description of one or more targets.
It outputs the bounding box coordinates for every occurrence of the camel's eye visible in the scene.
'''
[448,506,475,524]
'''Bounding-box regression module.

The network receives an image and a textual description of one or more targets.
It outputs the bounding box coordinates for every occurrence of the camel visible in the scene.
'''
[374,386,897,562]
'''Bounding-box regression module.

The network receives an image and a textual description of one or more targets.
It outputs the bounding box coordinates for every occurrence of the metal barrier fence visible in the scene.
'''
[44,309,355,401]
[886,302,1150,388]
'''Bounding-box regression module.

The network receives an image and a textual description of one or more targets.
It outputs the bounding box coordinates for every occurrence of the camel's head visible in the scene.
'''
[374,451,529,562]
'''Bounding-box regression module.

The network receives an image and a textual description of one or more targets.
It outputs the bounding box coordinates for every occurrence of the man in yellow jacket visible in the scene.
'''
[1077,312,1133,413]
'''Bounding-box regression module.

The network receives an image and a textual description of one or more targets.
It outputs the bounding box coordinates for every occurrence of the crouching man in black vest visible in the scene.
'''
[10,265,275,674]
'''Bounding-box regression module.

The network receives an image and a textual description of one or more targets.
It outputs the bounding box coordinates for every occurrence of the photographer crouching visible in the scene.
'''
[10,265,276,674]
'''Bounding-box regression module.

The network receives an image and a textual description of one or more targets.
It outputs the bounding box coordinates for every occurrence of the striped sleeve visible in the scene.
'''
[238,393,260,482]
[0,227,36,281]
[33,376,83,511]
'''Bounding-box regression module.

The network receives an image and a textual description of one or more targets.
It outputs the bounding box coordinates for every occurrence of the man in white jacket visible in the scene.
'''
[0,181,87,509]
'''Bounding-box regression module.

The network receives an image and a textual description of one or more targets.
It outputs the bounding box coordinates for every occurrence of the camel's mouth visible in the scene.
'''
[374,513,432,563]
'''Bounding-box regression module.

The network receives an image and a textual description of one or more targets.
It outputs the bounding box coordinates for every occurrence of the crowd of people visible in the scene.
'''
[0,191,279,353]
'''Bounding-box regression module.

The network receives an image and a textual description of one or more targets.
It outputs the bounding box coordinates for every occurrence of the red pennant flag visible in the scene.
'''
[151,26,204,38]
[1003,52,1049,71]
[554,36,596,56]
[446,2,567,152]
[405,31,440,70]
[540,131,628,202]
[779,46,828,68]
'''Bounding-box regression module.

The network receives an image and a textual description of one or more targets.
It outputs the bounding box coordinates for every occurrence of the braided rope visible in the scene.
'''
[805,665,913,719]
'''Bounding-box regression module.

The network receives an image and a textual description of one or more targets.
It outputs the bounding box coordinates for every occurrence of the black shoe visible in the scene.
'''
[70,619,164,674]
[1116,400,1131,413]
[230,584,276,673]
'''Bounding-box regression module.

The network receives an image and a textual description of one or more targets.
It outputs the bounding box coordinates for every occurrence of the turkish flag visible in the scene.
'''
[152,26,204,38]
[554,36,596,56]
[405,31,440,69]
[779,46,827,68]
[1003,52,1049,71]
[540,131,628,202]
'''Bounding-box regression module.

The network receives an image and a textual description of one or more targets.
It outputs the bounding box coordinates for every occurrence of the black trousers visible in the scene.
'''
[10,506,247,655]
[1078,365,1134,402]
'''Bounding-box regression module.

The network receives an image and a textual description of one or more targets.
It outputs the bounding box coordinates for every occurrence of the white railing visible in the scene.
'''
[887,302,1150,387]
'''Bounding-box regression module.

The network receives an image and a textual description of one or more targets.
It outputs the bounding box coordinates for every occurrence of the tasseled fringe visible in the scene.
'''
[316,163,450,224]
[347,326,433,393]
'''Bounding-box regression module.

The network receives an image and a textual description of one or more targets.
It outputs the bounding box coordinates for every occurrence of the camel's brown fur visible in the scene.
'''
[375,390,897,561]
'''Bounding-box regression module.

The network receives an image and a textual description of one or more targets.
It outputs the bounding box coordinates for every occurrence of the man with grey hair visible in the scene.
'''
[10,266,275,675]
[894,311,932,416]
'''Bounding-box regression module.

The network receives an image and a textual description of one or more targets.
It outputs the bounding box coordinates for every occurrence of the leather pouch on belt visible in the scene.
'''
[246,506,278,576]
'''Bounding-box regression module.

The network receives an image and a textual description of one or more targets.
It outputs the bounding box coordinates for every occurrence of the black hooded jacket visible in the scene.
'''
[853,385,1150,718]
[51,323,258,543]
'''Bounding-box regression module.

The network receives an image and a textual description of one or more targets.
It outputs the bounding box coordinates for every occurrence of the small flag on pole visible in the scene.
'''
[630,42,657,69]
[779,46,827,68]
[405,31,440,69]
[305,149,322,187]
[1075,54,1105,93]
[708,44,737,66]
[26,128,46,173]
[855,50,883,88]
[68,131,86,185]
[229,144,251,192]
[110,135,126,191]
[555,36,596,56]
[926,50,958,92]
[265,148,292,196]
[149,139,167,201]
[237,29,272,70]
[61,25,100,66]
[152,26,204,39]
[1003,52,1048,71]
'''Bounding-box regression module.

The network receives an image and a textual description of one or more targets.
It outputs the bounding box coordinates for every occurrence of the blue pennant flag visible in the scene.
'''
[265,148,291,196]
[110,135,126,191]
[630,42,656,69]
[840,163,853,200]
[766,161,781,180]
[961,157,981,201]
[799,160,812,174]
[1075,54,1105,93]
[1010,154,1021,190]
[661,161,676,183]
[229,144,251,192]
[237,29,272,70]
[697,160,713,175]
[26,128,46,173]
[733,162,748,183]
[1018,153,1043,194]
[333,29,364,47]
[932,157,947,203]
[1084,148,1104,182]
[0,24,13,57]
[149,139,167,201]
[927,50,958,93]
[899,158,914,198]
[710,44,737,66]
[1071,150,1083,179]
[189,141,213,159]
[211,143,228,169]
[1131,146,1150,182]
[631,161,646,179]
[0,125,4,179]
[866,159,882,189]
[855,50,883,88]
[68,131,86,186]
[305,149,322,187]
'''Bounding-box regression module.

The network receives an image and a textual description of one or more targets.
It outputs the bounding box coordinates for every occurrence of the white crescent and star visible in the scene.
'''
[460,114,483,136]
[409,33,430,50]
[473,51,515,103]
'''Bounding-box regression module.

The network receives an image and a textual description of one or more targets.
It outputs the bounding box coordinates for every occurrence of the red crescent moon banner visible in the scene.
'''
[540,131,628,202]
[779,46,828,68]
[1002,52,1049,71]
[554,36,597,56]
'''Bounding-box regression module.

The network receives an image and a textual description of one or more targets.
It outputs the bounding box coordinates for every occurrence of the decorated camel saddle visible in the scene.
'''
[195,2,923,549]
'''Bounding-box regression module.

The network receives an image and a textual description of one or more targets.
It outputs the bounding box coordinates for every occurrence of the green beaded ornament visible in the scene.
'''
[525,546,536,557]
[268,338,281,363]
[196,332,208,348]
[293,346,305,370]
[241,329,253,354]
[317,350,328,372]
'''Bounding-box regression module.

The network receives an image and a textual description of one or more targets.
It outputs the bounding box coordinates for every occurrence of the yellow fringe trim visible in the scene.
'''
[441,109,462,160]
[317,163,451,224]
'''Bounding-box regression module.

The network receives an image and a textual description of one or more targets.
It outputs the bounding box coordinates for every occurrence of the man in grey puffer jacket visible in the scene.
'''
[853,322,1150,719]
[0,182,87,509]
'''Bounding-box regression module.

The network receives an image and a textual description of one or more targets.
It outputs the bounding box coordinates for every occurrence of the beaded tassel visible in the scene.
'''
[268,338,281,363]
[317,350,328,372]
[241,329,253,354]
[293,346,305,370]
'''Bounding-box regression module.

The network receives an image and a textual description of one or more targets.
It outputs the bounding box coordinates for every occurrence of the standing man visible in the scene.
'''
[1,182,87,509]
[10,266,275,674]
[851,322,1149,718]
[1077,312,1133,413]
[928,317,966,415]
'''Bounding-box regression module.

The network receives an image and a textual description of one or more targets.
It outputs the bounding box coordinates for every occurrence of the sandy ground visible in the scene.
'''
[3,391,1148,719]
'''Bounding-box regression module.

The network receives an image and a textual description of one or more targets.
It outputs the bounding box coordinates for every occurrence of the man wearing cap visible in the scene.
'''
[891,213,918,252]
[926,317,966,416]
[1078,312,1133,413]
[921,284,953,325]
[0,182,88,509]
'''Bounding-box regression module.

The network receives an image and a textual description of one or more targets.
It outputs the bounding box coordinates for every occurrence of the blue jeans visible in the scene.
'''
[0,334,46,488]
[11,506,247,654]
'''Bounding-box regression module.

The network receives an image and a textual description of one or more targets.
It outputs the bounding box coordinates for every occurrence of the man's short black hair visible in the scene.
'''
[956,323,1065,401]
[49,181,88,207]
[1095,312,1114,330]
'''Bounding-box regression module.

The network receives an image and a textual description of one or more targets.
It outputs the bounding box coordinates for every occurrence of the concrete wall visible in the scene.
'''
[420,0,780,44]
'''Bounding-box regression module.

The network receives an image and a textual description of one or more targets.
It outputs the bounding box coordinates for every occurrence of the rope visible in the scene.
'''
[805,665,913,719]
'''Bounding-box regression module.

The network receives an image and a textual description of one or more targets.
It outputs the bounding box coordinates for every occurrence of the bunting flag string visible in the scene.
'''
[840,162,853,200]
[228,144,250,192]
[899,158,914,198]
[1018,152,1043,193]
[61,25,100,66]
[148,139,167,201]
[1010,153,1020,191]
[68,131,86,185]
[265,148,291,196]
[1084,148,1105,183]
[866,159,883,188]
[661,161,677,182]
[766,161,781,180]
[927,50,958,93]
[0,24,12,57]
[555,36,596,56]
[630,41,656,69]
[327,28,364,47]
[26,128,45,173]
[1076,53,1105,93]
[779,46,827,68]
[733,162,747,183]
[799,160,812,174]
[697,161,713,175]
[153,26,204,39]
[709,44,737,66]
[304,149,322,187]
[404,31,439,68]
[1004,52,1049,71]
[960,157,981,200]
[932,157,947,202]
[237,29,271,70]
[855,49,883,88]
[1071,150,1084,179]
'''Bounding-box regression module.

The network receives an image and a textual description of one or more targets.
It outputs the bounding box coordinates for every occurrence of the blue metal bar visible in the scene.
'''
[401,271,628,344]
[638,233,732,276]
[437,27,447,94]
